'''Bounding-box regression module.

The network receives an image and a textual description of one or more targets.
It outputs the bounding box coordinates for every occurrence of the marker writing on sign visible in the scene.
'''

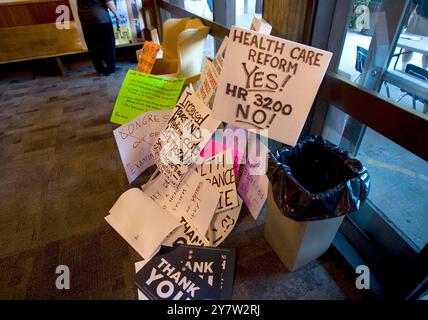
[225,83,292,129]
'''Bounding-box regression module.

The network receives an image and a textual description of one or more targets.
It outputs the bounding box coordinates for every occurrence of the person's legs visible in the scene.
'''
[82,24,106,75]
[100,23,116,74]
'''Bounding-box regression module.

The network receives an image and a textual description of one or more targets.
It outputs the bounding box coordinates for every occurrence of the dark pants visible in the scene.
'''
[82,22,116,75]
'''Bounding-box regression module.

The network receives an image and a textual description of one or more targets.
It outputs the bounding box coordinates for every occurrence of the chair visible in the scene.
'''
[354,46,368,82]
[151,18,210,86]
[396,64,428,110]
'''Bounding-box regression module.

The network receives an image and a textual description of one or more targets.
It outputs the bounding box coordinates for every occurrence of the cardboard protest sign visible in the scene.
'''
[135,245,236,300]
[113,109,171,183]
[212,27,332,146]
[144,167,220,245]
[250,16,272,35]
[137,41,161,74]
[135,246,215,300]
[151,88,221,187]
[111,70,184,125]
[105,188,181,259]
[196,149,239,213]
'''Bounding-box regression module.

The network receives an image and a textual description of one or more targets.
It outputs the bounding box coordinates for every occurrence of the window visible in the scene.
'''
[316,0,427,298]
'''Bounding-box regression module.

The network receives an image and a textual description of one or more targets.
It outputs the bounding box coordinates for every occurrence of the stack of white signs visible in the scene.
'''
[106,17,332,294]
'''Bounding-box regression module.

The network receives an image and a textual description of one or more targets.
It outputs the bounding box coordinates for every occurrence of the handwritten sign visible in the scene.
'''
[105,188,181,259]
[137,41,161,73]
[200,139,242,177]
[196,149,239,213]
[196,59,218,106]
[237,134,269,219]
[250,16,272,35]
[211,27,332,146]
[161,193,242,248]
[207,196,242,246]
[163,215,208,247]
[196,37,228,106]
[113,109,171,183]
[151,88,221,187]
[144,167,220,244]
[238,165,268,220]
[110,70,184,125]
[213,36,228,73]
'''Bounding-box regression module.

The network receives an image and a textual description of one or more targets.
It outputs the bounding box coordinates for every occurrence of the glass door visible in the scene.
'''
[317,0,427,298]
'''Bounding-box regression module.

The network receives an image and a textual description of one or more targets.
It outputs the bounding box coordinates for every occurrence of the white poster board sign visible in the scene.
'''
[161,195,243,248]
[105,188,180,259]
[144,168,220,245]
[196,149,239,213]
[212,27,332,146]
[151,88,221,187]
[113,110,171,183]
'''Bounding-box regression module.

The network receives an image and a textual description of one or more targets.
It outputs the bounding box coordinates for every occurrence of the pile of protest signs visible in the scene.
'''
[106,17,332,300]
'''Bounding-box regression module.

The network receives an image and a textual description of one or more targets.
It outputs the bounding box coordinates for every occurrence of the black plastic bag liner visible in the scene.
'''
[267,136,370,221]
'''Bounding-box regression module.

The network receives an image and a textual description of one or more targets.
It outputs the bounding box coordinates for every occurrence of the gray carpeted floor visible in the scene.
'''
[0,61,365,299]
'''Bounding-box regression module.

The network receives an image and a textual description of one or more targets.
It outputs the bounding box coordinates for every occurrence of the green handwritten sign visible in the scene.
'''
[110,70,184,125]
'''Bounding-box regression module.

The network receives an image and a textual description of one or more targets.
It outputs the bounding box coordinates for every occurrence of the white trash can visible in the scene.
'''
[264,183,344,272]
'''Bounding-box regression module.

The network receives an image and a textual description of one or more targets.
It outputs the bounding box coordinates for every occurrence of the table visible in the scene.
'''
[384,70,428,103]
[393,34,428,70]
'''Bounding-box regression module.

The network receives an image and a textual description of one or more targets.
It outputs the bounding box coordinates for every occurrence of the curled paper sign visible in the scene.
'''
[113,109,171,183]
[144,167,220,245]
[105,188,181,259]
[212,27,332,146]
[161,196,242,248]
[151,88,221,187]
